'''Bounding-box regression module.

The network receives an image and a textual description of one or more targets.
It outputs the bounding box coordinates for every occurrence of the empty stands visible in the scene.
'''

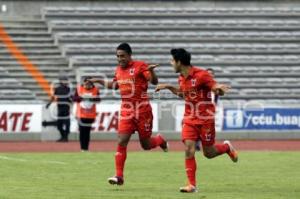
[0,18,75,102]
[41,7,300,104]
[1,7,300,104]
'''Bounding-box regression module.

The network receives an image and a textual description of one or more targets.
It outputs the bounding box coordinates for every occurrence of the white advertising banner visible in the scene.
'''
[0,104,42,133]
[175,104,223,132]
[70,102,159,133]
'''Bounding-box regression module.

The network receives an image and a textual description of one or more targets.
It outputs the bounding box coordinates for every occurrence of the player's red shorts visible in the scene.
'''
[118,110,153,140]
[182,122,216,146]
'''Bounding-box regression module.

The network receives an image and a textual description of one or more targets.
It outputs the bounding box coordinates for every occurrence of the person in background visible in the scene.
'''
[73,76,100,151]
[46,76,72,142]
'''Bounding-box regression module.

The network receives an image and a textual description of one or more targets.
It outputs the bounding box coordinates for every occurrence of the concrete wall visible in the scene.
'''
[1,0,300,17]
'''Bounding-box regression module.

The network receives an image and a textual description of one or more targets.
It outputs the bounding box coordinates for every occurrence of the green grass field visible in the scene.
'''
[0,152,299,199]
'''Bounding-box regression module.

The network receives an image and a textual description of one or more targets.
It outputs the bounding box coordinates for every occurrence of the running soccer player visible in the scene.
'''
[155,48,238,193]
[91,43,168,186]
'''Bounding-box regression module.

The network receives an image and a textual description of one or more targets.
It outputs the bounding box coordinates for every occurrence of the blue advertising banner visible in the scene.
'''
[223,108,300,130]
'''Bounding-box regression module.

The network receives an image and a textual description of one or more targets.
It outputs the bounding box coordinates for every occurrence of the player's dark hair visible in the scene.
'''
[117,43,132,55]
[170,48,191,65]
[206,68,215,75]
[83,76,92,82]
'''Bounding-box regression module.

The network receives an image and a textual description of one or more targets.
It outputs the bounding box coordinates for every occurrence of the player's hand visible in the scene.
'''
[216,84,231,96]
[148,64,159,71]
[89,78,100,83]
[155,84,168,92]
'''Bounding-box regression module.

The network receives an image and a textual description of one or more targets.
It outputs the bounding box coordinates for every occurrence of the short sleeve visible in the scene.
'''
[199,71,216,90]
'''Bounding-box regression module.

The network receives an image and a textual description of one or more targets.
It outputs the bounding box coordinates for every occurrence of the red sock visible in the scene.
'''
[149,134,164,149]
[185,157,197,186]
[215,143,230,155]
[115,145,127,177]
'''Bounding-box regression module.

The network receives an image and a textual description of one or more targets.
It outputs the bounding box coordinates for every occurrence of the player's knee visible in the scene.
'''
[141,145,151,150]
[185,149,195,158]
[140,142,151,150]
[203,151,214,159]
[118,140,128,147]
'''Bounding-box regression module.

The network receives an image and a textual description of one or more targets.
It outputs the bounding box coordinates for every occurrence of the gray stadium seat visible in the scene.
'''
[37,6,300,103]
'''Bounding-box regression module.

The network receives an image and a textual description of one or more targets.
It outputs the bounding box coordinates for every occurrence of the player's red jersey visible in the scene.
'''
[113,60,152,114]
[178,66,216,125]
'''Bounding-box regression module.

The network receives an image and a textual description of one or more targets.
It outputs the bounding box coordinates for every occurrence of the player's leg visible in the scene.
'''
[108,114,134,186]
[180,124,198,193]
[108,133,131,185]
[195,140,201,151]
[201,123,238,162]
[137,111,168,151]
[139,134,168,151]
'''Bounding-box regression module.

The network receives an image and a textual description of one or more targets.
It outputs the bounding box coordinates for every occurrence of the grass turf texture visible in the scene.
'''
[0,152,299,199]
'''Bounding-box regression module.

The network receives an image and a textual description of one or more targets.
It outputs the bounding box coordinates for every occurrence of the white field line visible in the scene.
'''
[42,160,67,165]
[0,155,67,165]
[0,155,27,162]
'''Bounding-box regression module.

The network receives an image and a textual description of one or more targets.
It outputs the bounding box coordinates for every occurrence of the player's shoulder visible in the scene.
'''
[132,60,147,67]
[193,66,210,77]
[193,66,207,73]
[115,65,122,73]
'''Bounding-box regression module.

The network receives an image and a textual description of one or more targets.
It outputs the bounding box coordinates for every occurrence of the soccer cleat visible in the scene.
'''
[179,184,197,193]
[224,140,238,163]
[157,134,169,152]
[107,176,124,185]
[161,141,169,152]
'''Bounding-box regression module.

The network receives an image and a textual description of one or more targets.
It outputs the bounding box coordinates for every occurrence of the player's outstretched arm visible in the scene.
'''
[147,64,159,85]
[212,83,231,96]
[90,78,118,90]
[155,83,183,98]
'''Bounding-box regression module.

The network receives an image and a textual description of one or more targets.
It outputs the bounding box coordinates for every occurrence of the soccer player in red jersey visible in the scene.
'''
[155,48,238,193]
[91,43,168,186]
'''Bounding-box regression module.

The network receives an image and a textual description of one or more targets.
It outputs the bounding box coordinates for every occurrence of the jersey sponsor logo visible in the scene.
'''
[117,78,135,85]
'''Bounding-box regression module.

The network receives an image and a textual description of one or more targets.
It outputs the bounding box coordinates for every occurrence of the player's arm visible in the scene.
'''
[211,83,230,96]
[147,64,159,85]
[201,70,230,96]
[155,84,184,98]
[90,78,119,90]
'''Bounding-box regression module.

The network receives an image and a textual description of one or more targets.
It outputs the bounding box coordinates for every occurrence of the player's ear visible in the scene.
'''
[177,60,182,66]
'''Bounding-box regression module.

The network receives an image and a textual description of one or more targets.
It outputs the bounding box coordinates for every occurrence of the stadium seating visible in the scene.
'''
[0,19,75,102]
[1,7,300,105]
